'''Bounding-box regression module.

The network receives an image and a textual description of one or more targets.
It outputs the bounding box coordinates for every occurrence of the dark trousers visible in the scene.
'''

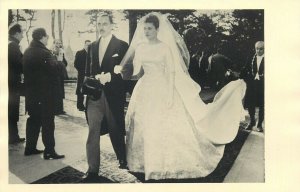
[86,92,126,173]
[55,98,64,113]
[25,103,55,153]
[248,105,264,126]
[247,80,264,126]
[8,88,20,142]
[77,94,84,109]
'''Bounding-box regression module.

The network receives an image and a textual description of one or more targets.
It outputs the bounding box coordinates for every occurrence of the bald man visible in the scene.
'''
[240,41,264,132]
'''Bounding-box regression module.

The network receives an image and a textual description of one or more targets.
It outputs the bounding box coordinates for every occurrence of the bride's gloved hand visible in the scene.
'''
[114,65,122,74]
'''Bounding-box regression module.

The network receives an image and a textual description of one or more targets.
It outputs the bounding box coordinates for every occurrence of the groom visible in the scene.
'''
[82,13,129,182]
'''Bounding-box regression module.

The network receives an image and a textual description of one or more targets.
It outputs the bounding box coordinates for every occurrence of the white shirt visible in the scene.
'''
[255,54,264,80]
[99,34,112,66]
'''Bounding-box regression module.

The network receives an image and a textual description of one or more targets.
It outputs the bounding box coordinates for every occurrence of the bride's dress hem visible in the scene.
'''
[128,169,212,180]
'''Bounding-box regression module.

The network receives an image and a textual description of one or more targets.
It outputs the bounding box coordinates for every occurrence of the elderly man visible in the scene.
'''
[23,28,65,159]
[240,41,265,132]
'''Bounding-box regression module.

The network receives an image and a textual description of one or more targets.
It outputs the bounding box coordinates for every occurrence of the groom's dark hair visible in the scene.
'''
[99,13,114,24]
[145,14,159,29]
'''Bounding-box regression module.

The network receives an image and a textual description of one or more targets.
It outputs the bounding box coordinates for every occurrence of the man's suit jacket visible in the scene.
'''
[188,56,201,85]
[8,36,23,121]
[210,53,233,80]
[240,54,264,108]
[8,36,23,90]
[74,49,88,95]
[23,40,60,115]
[85,35,129,133]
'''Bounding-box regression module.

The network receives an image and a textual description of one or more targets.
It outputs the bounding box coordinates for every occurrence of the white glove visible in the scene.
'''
[21,74,24,83]
[95,72,111,85]
[225,70,231,77]
[83,95,87,107]
[114,65,122,74]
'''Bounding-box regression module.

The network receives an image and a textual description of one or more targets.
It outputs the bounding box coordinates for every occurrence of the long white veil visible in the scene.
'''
[121,12,246,145]
[119,12,190,80]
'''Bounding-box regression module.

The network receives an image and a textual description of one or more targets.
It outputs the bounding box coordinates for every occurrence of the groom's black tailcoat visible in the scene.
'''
[240,54,264,108]
[85,35,129,135]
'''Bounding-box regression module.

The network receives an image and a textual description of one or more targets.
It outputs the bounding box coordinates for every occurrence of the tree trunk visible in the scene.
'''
[51,10,55,39]
[8,10,13,26]
[25,11,35,45]
[178,15,184,35]
[58,10,63,45]
[95,14,99,39]
[128,11,137,43]
[16,9,19,23]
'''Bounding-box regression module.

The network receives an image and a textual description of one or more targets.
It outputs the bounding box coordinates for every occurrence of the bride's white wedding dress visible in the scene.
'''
[125,42,246,180]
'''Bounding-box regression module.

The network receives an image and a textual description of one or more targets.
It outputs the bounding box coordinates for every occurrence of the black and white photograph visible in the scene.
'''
[1,0,300,191]
[6,8,264,183]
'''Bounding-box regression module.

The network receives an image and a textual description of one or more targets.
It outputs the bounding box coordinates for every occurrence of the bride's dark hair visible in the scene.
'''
[144,14,159,29]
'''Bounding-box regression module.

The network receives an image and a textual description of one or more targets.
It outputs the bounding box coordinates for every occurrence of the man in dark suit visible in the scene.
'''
[240,41,264,132]
[23,28,65,159]
[210,48,234,90]
[8,23,25,144]
[74,40,91,111]
[51,39,68,115]
[188,48,201,86]
[82,14,129,182]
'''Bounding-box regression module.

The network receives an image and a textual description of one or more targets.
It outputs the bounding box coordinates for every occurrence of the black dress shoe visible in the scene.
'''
[81,172,100,183]
[55,111,67,115]
[43,152,65,160]
[119,160,128,169]
[257,126,263,132]
[9,137,25,144]
[245,122,255,130]
[24,148,44,156]
[77,106,86,111]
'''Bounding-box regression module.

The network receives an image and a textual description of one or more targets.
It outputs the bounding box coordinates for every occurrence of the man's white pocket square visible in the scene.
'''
[112,54,119,57]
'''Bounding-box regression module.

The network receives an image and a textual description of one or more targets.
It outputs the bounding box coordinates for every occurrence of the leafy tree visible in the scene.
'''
[84,10,113,39]
[183,14,218,56]
[8,9,27,26]
[8,10,13,26]
[23,9,37,45]
[123,10,196,42]
[8,9,37,45]
[51,10,55,39]
[230,9,264,68]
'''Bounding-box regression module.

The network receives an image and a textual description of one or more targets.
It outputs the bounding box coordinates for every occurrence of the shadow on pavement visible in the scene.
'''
[31,166,114,184]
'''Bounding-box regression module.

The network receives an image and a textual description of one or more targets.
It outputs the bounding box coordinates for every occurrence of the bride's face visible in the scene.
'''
[144,23,158,40]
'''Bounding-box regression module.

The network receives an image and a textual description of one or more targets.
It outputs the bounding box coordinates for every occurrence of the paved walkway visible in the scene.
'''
[8,83,264,183]
[224,131,264,183]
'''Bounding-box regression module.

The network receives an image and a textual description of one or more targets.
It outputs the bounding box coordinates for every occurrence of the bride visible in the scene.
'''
[114,12,246,180]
